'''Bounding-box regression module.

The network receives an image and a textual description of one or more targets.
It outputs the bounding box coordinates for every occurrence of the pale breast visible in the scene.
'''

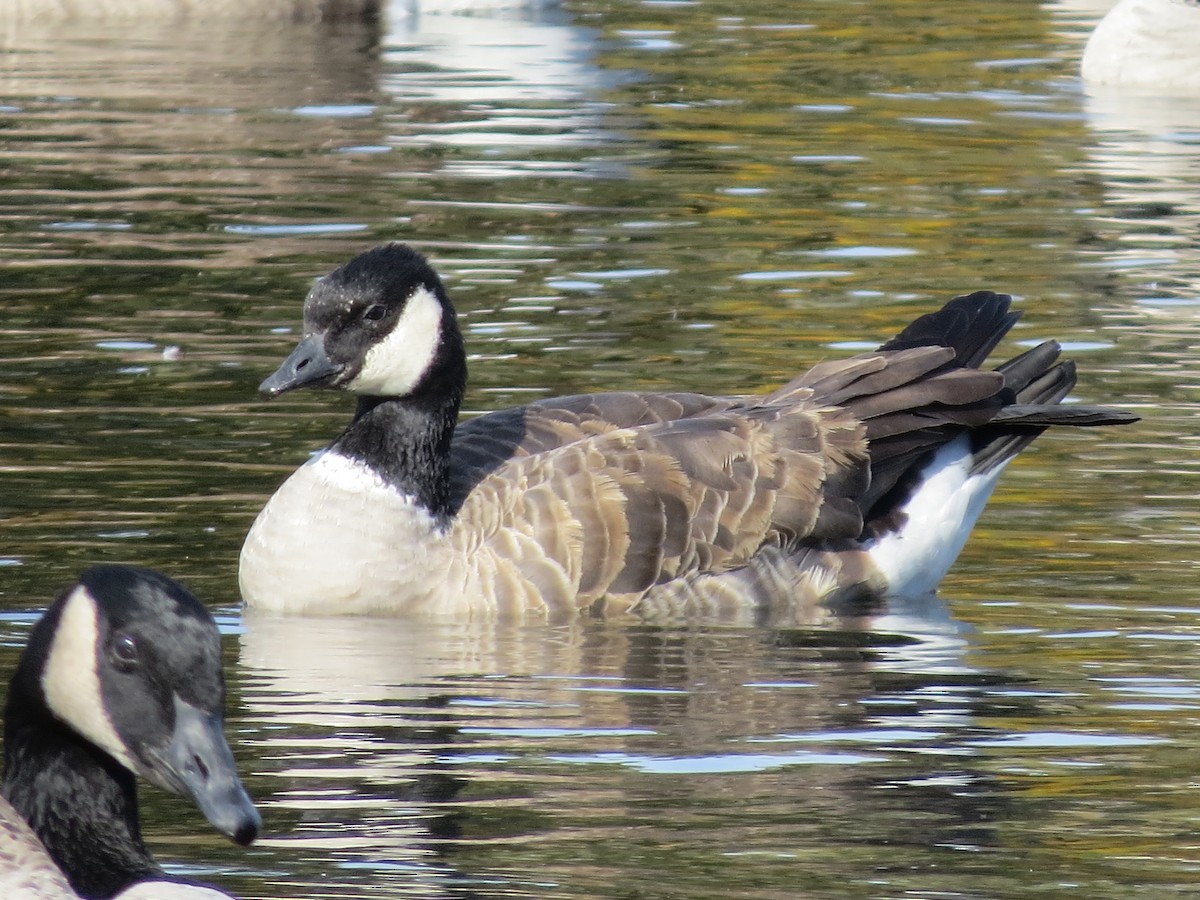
[239,451,465,615]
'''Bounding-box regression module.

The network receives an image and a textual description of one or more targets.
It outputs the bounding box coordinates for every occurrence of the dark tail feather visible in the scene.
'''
[997,341,1066,396]
[879,291,1020,368]
[993,404,1140,427]
[969,350,1138,475]
[860,291,1137,522]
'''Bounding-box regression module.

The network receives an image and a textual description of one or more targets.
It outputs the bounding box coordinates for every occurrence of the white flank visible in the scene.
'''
[346,284,443,396]
[42,586,137,772]
[866,435,1010,597]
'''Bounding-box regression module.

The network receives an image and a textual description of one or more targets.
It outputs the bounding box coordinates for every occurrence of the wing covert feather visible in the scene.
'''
[450,405,869,612]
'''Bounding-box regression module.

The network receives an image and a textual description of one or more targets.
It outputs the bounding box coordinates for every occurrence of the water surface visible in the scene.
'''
[0,0,1197,897]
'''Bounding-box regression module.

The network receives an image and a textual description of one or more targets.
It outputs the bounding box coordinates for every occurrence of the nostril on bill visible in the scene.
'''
[233,817,259,847]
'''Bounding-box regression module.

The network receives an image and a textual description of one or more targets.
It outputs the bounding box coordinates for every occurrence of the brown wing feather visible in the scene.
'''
[445,290,1134,614]
[448,391,742,511]
[446,343,1018,613]
[450,402,871,614]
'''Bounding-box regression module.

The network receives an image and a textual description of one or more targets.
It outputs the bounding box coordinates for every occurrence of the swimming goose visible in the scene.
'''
[1,566,260,899]
[239,243,1136,619]
[1081,0,1200,91]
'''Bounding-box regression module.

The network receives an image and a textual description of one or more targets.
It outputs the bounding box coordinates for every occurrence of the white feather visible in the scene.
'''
[240,450,459,615]
[1082,0,1200,91]
[40,587,136,772]
[346,285,443,397]
[866,436,1009,596]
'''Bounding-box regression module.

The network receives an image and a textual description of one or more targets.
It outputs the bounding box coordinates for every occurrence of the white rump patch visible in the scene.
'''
[347,284,443,397]
[42,586,137,772]
[866,435,1010,597]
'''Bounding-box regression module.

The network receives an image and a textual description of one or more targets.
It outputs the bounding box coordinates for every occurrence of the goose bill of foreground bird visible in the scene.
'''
[1,566,260,899]
[239,243,1137,619]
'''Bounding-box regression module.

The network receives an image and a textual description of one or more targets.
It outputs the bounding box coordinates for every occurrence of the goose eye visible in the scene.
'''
[362,304,388,323]
[111,633,139,670]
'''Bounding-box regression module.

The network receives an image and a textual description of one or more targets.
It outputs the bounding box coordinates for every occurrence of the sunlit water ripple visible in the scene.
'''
[0,0,1197,897]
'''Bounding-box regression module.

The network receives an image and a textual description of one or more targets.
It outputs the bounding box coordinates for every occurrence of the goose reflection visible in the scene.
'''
[1049,0,1200,302]
[1078,91,1200,302]
[380,0,616,180]
[236,601,1018,894]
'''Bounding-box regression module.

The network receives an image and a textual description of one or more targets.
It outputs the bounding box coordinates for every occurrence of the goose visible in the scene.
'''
[239,243,1137,619]
[1081,0,1200,91]
[1,566,260,899]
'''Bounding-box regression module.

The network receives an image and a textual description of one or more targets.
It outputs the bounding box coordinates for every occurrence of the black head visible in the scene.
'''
[10,565,261,847]
[260,243,466,402]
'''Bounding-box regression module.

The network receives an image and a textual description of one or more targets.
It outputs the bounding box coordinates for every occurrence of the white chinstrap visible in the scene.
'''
[345,285,444,397]
[41,587,138,773]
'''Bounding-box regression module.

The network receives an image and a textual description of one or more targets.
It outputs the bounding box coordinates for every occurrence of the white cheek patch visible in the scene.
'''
[346,285,444,397]
[42,586,137,773]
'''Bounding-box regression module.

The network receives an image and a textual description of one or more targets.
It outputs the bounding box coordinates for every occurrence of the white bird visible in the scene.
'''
[1082,0,1200,91]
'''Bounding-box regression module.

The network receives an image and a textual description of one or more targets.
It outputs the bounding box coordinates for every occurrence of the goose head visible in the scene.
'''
[261,243,466,402]
[5,565,261,849]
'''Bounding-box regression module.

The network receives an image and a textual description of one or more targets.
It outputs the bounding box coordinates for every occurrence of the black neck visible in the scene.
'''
[3,698,158,899]
[335,383,463,518]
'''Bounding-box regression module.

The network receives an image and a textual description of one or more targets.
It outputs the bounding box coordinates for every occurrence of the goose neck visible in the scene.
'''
[3,699,157,898]
[337,390,461,518]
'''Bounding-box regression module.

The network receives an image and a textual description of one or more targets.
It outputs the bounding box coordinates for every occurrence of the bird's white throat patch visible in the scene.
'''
[347,284,443,396]
[42,586,137,772]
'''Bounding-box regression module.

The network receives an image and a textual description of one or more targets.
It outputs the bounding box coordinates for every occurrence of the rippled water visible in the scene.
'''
[1,0,1198,897]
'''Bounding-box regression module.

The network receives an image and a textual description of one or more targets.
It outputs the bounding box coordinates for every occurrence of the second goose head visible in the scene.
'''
[260,242,466,404]
[3,565,260,898]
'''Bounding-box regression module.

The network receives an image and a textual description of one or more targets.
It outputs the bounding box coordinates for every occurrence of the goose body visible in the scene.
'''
[1082,0,1200,91]
[0,795,232,899]
[239,243,1136,620]
[1,566,259,899]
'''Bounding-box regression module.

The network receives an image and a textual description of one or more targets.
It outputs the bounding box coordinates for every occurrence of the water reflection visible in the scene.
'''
[1078,90,1200,303]
[0,12,385,268]
[1048,0,1200,302]
[0,0,1195,896]
[238,605,1001,896]
[381,1,620,184]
